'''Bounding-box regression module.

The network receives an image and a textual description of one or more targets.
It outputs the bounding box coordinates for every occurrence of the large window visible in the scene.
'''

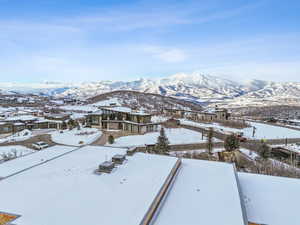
[92,116,99,124]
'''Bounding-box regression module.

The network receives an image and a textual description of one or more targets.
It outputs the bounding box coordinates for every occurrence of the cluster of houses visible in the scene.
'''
[271,144,300,166]
[0,113,70,134]
[0,95,43,105]
[276,118,300,127]
[163,106,230,121]
[0,103,231,135]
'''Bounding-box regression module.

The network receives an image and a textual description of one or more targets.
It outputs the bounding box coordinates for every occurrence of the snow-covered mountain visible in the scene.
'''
[1,72,300,106]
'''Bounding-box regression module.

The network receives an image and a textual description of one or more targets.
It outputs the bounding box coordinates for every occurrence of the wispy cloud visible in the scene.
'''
[143,46,188,63]
[0,0,299,82]
[60,0,266,32]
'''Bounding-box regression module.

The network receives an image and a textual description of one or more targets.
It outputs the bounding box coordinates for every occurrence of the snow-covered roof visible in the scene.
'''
[60,105,99,112]
[238,172,300,225]
[0,146,178,225]
[35,118,63,124]
[45,113,70,119]
[88,109,103,115]
[154,159,247,225]
[70,113,86,120]
[13,122,25,126]
[101,106,150,116]
[0,145,76,178]
[5,115,38,122]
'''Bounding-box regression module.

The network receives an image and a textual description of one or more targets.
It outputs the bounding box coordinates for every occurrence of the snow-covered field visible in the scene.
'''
[51,128,102,146]
[92,98,121,107]
[240,148,259,160]
[108,128,220,147]
[0,145,34,161]
[0,129,32,144]
[248,122,300,139]
[180,119,300,139]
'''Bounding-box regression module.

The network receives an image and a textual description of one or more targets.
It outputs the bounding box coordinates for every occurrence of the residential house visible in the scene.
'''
[163,107,230,121]
[87,106,159,134]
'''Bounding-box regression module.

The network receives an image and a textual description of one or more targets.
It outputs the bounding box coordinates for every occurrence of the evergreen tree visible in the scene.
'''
[61,121,67,130]
[224,134,240,152]
[155,127,170,154]
[68,119,76,129]
[258,143,271,160]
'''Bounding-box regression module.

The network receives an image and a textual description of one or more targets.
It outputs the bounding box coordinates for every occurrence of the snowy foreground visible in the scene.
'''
[108,128,220,147]
[181,119,300,139]
[238,172,300,225]
[0,144,300,225]
[0,146,177,225]
[0,145,34,161]
[154,159,246,225]
[51,128,102,146]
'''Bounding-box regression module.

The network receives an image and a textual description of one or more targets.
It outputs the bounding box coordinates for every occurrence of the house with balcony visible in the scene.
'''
[163,107,230,121]
[86,106,159,134]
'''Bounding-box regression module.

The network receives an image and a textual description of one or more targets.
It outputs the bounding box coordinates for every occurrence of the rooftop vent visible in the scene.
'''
[112,154,126,165]
[98,161,115,173]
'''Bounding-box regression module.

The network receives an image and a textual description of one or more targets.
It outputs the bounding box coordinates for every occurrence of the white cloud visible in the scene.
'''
[143,46,187,63]
[0,0,299,82]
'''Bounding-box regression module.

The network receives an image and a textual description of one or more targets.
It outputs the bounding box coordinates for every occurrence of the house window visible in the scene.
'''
[92,117,99,124]
[3,127,11,132]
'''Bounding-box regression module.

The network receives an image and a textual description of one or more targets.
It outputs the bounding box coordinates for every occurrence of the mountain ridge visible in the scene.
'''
[1,72,300,106]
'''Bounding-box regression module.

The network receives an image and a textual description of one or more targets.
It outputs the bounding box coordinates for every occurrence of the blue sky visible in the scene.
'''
[0,0,300,83]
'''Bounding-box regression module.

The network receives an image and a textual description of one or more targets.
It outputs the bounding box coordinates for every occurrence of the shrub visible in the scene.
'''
[224,134,240,152]
[108,135,115,144]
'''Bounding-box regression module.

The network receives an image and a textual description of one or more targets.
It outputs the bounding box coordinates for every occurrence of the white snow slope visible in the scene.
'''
[2,72,300,105]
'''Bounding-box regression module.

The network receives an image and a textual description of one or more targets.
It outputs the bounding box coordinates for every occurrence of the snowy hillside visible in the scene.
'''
[88,90,203,111]
[1,72,300,106]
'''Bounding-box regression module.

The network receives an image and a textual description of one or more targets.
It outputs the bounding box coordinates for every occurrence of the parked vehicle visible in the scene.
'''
[236,132,247,142]
[32,141,49,150]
